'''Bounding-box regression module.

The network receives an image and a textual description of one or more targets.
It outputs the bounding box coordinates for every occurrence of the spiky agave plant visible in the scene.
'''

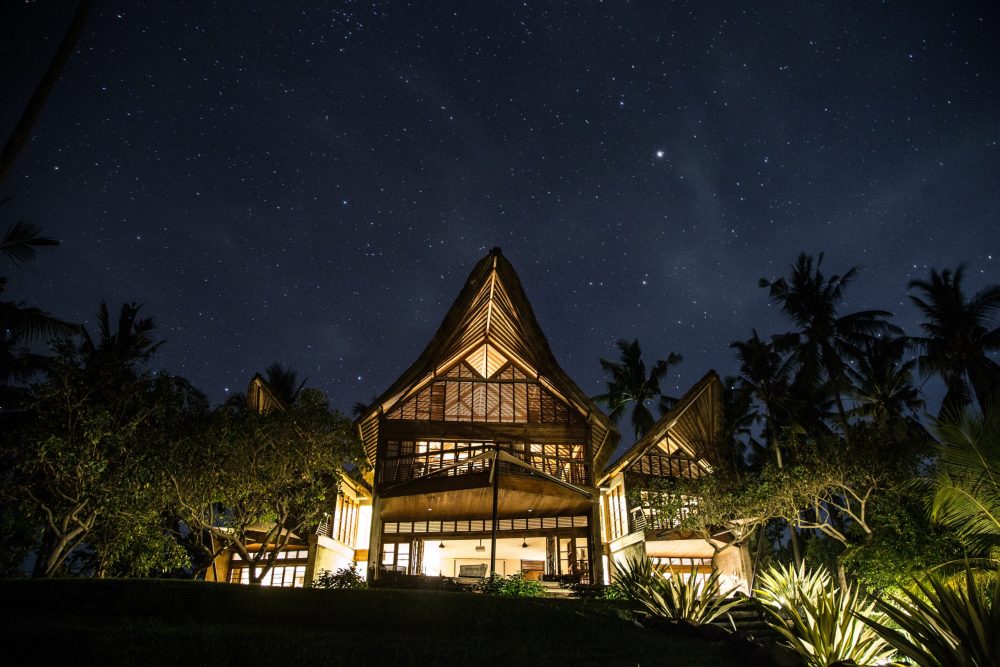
[756,561,833,610]
[612,553,743,625]
[757,571,893,667]
[858,564,1000,667]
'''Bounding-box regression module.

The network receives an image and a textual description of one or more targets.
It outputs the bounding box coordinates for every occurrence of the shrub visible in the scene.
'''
[476,572,546,597]
[311,565,367,590]
[859,563,1000,667]
[612,554,743,625]
[756,564,893,667]
[756,560,833,610]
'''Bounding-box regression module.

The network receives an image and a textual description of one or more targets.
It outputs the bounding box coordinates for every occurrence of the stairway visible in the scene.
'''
[713,605,784,644]
[537,579,575,597]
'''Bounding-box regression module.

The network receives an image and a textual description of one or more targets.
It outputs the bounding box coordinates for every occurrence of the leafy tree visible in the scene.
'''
[764,425,927,587]
[1,296,206,578]
[842,484,963,594]
[908,265,1000,416]
[595,339,682,439]
[760,252,899,434]
[168,389,361,584]
[4,342,202,577]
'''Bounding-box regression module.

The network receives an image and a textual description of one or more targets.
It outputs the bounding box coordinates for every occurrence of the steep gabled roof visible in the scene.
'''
[600,370,723,484]
[356,248,619,466]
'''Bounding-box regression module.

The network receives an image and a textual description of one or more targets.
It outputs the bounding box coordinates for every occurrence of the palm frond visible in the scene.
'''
[1,220,58,265]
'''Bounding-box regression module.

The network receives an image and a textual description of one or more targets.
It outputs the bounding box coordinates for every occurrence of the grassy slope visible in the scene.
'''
[0,579,741,666]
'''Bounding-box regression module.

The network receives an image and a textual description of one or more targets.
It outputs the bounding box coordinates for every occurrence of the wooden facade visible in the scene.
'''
[599,372,750,592]
[356,248,618,584]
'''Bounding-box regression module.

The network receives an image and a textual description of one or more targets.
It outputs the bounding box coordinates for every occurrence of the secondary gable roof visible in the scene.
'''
[600,370,723,484]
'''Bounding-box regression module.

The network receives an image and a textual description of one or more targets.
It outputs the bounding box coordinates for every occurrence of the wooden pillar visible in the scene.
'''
[545,534,558,576]
[489,448,500,575]
[367,494,382,581]
[589,496,605,585]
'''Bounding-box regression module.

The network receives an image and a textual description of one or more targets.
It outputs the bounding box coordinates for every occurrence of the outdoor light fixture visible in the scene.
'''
[475,539,485,552]
[438,541,445,549]
[521,539,528,549]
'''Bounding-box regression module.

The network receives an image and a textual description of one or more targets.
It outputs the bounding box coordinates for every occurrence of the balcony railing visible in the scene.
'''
[379,450,589,488]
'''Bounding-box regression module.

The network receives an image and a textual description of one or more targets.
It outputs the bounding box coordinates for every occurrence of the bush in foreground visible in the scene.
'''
[612,554,743,625]
[859,563,1000,667]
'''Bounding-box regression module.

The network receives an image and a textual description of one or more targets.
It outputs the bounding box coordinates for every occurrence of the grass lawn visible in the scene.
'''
[0,578,744,665]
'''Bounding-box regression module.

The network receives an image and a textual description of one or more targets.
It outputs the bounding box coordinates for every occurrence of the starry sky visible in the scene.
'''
[3,1,998,422]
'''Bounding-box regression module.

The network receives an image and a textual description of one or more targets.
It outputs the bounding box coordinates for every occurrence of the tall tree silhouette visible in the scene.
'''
[848,336,924,430]
[264,362,307,405]
[761,252,900,434]
[595,339,682,440]
[80,301,163,377]
[0,0,96,186]
[908,265,1000,417]
[0,220,77,382]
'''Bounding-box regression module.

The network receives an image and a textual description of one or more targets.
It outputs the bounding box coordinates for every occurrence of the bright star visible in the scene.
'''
[655,150,664,158]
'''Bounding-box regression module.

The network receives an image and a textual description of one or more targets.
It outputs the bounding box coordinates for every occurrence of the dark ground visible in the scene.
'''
[0,578,747,666]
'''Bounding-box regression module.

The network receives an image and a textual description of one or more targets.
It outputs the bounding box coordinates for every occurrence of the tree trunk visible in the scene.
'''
[0,0,96,187]
[836,557,848,590]
[789,522,802,569]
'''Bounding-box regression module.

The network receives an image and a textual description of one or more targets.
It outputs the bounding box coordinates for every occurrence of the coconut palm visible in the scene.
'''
[0,218,58,264]
[930,408,1000,555]
[761,252,900,434]
[264,362,307,405]
[731,330,798,456]
[80,301,163,373]
[0,0,96,185]
[0,220,77,382]
[908,265,1000,417]
[848,336,924,430]
[595,339,682,440]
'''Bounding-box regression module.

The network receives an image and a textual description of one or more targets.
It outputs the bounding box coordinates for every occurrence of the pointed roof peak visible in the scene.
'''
[356,249,618,462]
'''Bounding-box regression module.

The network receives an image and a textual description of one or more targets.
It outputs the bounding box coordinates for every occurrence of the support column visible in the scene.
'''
[589,496,605,585]
[489,448,500,576]
[545,534,557,576]
[366,494,382,581]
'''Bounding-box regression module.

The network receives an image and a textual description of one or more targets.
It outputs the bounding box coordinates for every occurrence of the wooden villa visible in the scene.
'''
[210,248,749,591]
[355,248,618,584]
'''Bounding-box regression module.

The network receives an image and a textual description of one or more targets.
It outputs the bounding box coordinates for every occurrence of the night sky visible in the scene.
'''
[3,1,998,424]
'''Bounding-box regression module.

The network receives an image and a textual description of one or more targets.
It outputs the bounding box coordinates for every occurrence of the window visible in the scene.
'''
[228,565,306,587]
[382,542,410,573]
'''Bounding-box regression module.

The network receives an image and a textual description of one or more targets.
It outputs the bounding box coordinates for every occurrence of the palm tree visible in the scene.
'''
[930,408,1000,558]
[80,301,163,373]
[264,362,306,405]
[731,330,799,461]
[908,265,1000,417]
[0,218,58,264]
[0,0,96,186]
[761,252,900,434]
[595,339,682,440]
[0,220,77,383]
[848,336,924,430]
